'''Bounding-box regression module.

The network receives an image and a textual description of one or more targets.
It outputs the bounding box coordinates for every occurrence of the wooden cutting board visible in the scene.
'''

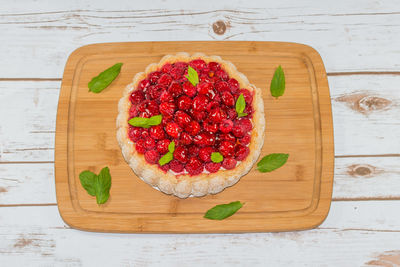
[55,41,334,233]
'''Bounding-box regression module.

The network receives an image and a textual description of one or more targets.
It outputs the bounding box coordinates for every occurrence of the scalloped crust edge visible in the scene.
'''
[116,53,265,198]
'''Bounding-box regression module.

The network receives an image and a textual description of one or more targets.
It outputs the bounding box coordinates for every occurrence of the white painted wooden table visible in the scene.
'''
[1,1,400,266]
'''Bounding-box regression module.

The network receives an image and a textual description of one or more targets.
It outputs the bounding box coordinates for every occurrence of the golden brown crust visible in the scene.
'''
[116,53,265,198]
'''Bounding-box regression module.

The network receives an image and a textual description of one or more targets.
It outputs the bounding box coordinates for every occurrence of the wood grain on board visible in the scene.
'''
[54,41,333,232]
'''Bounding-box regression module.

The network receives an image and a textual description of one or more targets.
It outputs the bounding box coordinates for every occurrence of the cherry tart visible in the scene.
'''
[117,53,265,198]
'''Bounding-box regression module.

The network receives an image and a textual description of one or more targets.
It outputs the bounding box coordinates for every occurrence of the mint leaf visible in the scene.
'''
[185,66,199,86]
[168,141,175,153]
[88,63,123,93]
[148,115,162,126]
[94,167,112,204]
[235,94,247,117]
[79,171,96,196]
[270,65,286,98]
[211,152,223,163]
[159,152,173,166]
[128,115,163,128]
[204,201,243,220]
[79,167,112,205]
[257,153,289,172]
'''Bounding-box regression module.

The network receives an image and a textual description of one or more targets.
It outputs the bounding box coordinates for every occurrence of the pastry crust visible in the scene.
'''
[116,53,265,198]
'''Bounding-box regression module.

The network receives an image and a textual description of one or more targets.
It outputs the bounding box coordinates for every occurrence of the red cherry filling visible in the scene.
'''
[127,59,254,176]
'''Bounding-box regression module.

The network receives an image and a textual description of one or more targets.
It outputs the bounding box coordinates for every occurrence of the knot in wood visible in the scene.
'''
[348,164,375,177]
[212,20,227,35]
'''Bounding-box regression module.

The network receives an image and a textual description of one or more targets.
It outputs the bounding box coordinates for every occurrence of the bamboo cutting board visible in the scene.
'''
[55,41,334,233]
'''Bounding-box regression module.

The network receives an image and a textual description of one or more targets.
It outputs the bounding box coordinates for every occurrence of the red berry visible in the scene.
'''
[240,134,251,145]
[135,139,146,154]
[161,63,173,73]
[228,78,240,93]
[199,147,214,162]
[159,163,170,172]
[174,61,188,70]
[197,82,213,95]
[215,69,228,81]
[215,81,230,92]
[129,105,139,117]
[205,162,221,173]
[220,132,236,143]
[160,91,174,103]
[188,145,200,157]
[185,157,204,176]
[222,158,237,170]
[175,110,192,127]
[227,108,238,120]
[166,122,181,138]
[169,159,184,173]
[138,79,150,91]
[170,67,183,80]
[148,85,164,100]
[174,146,189,163]
[208,62,220,71]
[191,110,207,122]
[144,137,156,150]
[177,95,193,110]
[189,59,206,70]
[206,101,219,112]
[159,102,176,116]
[239,89,253,104]
[156,139,170,154]
[193,133,215,147]
[149,71,162,84]
[238,118,252,132]
[180,132,193,145]
[168,82,183,97]
[235,144,249,161]
[128,127,142,142]
[203,121,218,133]
[144,150,160,164]
[221,91,235,107]
[130,90,145,105]
[232,124,246,138]
[192,95,209,111]
[219,119,233,133]
[183,81,197,97]
[219,141,235,157]
[209,107,226,123]
[185,120,201,136]
[140,128,149,139]
[149,125,165,140]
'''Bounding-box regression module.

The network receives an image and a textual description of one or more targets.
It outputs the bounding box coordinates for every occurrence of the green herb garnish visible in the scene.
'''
[128,115,162,128]
[204,201,243,220]
[270,65,286,98]
[159,141,175,166]
[88,63,123,93]
[257,153,289,172]
[211,152,223,163]
[79,167,112,205]
[185,66,199,86]
[235,94,248,118]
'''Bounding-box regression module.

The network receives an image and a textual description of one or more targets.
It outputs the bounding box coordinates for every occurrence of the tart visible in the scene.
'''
[116,53,265,198]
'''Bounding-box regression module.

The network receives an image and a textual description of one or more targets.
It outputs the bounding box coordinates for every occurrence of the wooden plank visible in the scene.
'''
[1,0,400,78]
[0,202,400,266]
[1,73,399,162]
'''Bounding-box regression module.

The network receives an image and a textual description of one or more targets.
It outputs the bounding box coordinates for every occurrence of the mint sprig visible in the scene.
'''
[270,65,286,98]
[128,115,162,128]
[185,66,199,86]
[79,167,112,205]
[159,141,175,166]
[235,94,248,118]
[88,63,123,93]
[257,153,289,172]
[211,152,223,163]
[204,201,243,220]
